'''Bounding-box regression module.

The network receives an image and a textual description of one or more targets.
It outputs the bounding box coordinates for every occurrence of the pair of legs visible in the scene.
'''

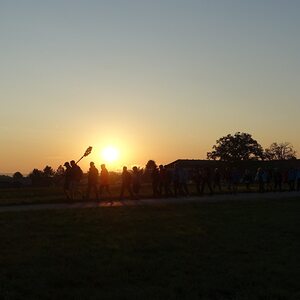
[132,184,140,199]
[119,184,133,200]
[201,180,213,195]
[99,184,111,201]
[86,183,99,201]
[70,181,83,200]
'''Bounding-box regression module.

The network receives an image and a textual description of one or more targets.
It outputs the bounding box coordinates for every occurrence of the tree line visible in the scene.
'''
[3,132,298,188]
[207,132,296,161]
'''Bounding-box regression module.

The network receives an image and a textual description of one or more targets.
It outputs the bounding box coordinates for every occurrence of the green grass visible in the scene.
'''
[0,199,299,299]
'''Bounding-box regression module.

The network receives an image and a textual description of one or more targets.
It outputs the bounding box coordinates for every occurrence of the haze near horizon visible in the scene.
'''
[1,0,300,173]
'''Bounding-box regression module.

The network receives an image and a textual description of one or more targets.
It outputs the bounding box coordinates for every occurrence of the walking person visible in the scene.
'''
[242,169,252,191]
[181,167,190,196]
[164,166,173,197]
[70,160,83,200]
[151,164,160,197]
[213,168,222,192]
[231,167,240,194]
[200,167,213,195]
[119,166,133,200]
[86,162,99,201]
[99,164,111,198]
[287,167,297,191]
[192,167,202,195]
[132,166,142,199]
[173,164,183,197]
[63,162,72,200]
[273,168,283,192]
[224,167,233,192]
[255,168,265,193]
[296,168,300,191]
[158,165,173,197]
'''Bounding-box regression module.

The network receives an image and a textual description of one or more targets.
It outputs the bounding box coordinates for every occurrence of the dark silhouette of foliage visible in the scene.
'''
[264,142,297,160]
[52,165,65,186]
[43,165,55,178]
[13,172,24,180]
[12,172,24,188]
[28,166,56,186]
[207,132,264,162]
[29,169,44,186]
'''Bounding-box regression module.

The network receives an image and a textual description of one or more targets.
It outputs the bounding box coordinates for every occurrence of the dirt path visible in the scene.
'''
[0,191,299,213]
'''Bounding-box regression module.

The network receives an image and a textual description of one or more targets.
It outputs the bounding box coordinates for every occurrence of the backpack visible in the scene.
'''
[76,166,83,180]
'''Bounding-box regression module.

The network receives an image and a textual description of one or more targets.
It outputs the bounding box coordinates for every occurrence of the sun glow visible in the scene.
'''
[101,146,120,163]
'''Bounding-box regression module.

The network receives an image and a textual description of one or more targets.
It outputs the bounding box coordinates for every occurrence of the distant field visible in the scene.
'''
[0,198,299,299]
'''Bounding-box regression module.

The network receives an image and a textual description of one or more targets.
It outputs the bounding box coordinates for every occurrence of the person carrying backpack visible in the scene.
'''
[70,160,83,200]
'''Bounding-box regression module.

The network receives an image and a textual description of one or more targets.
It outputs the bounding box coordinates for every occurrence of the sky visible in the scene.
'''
[1,0,300,173]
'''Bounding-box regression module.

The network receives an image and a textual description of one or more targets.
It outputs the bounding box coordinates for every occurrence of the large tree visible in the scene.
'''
[207,132,264,161]
[264,142,297,160]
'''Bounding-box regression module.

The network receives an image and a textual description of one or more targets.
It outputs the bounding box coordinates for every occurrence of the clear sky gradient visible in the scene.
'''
[1,0,300,173]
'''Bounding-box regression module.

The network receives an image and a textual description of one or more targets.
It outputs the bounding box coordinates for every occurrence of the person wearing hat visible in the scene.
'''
[70,160,83,200]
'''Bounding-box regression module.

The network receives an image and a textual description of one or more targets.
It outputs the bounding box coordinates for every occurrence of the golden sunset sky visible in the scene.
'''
[1,1,300,173]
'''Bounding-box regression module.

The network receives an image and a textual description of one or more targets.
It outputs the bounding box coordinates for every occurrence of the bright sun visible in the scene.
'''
[101,146,119,163]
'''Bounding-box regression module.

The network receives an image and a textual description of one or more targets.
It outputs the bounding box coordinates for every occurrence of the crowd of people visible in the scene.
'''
[62,160,300,201]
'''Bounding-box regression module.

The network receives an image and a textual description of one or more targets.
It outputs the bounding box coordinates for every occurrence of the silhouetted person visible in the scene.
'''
[273,168,283,192]
[297,168,300,191]
[231,167,240,193]
[132,166,142,199]
[119,166,133,200]
[255,168,265,193]
[224,167,233,191]
[200,167,213,195]
[99,164,111,198]
[173,164,183,197]
[70,160,83,200]
[172,164,189,197]
[151,163,160,197]
[181,167,190,196]
[192,167,202,195]
[86,162,99,201]
[242,169,252,191]
[263,169,272,192]
[158,165,173,197]
[63,162,72,200]
[288,167,297,191]
[213,168,222,192]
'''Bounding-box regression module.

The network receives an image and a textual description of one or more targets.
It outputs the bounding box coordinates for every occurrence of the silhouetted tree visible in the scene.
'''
[264,142,297,160]
[207,132,264,162]
[29,169,44,186]
[13,172,24,180]
[12,172,24,188]
[43,165,55,178]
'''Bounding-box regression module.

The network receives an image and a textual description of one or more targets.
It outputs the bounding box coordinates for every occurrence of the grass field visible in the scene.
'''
[0,182,293,206]
[0,198,299,299]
